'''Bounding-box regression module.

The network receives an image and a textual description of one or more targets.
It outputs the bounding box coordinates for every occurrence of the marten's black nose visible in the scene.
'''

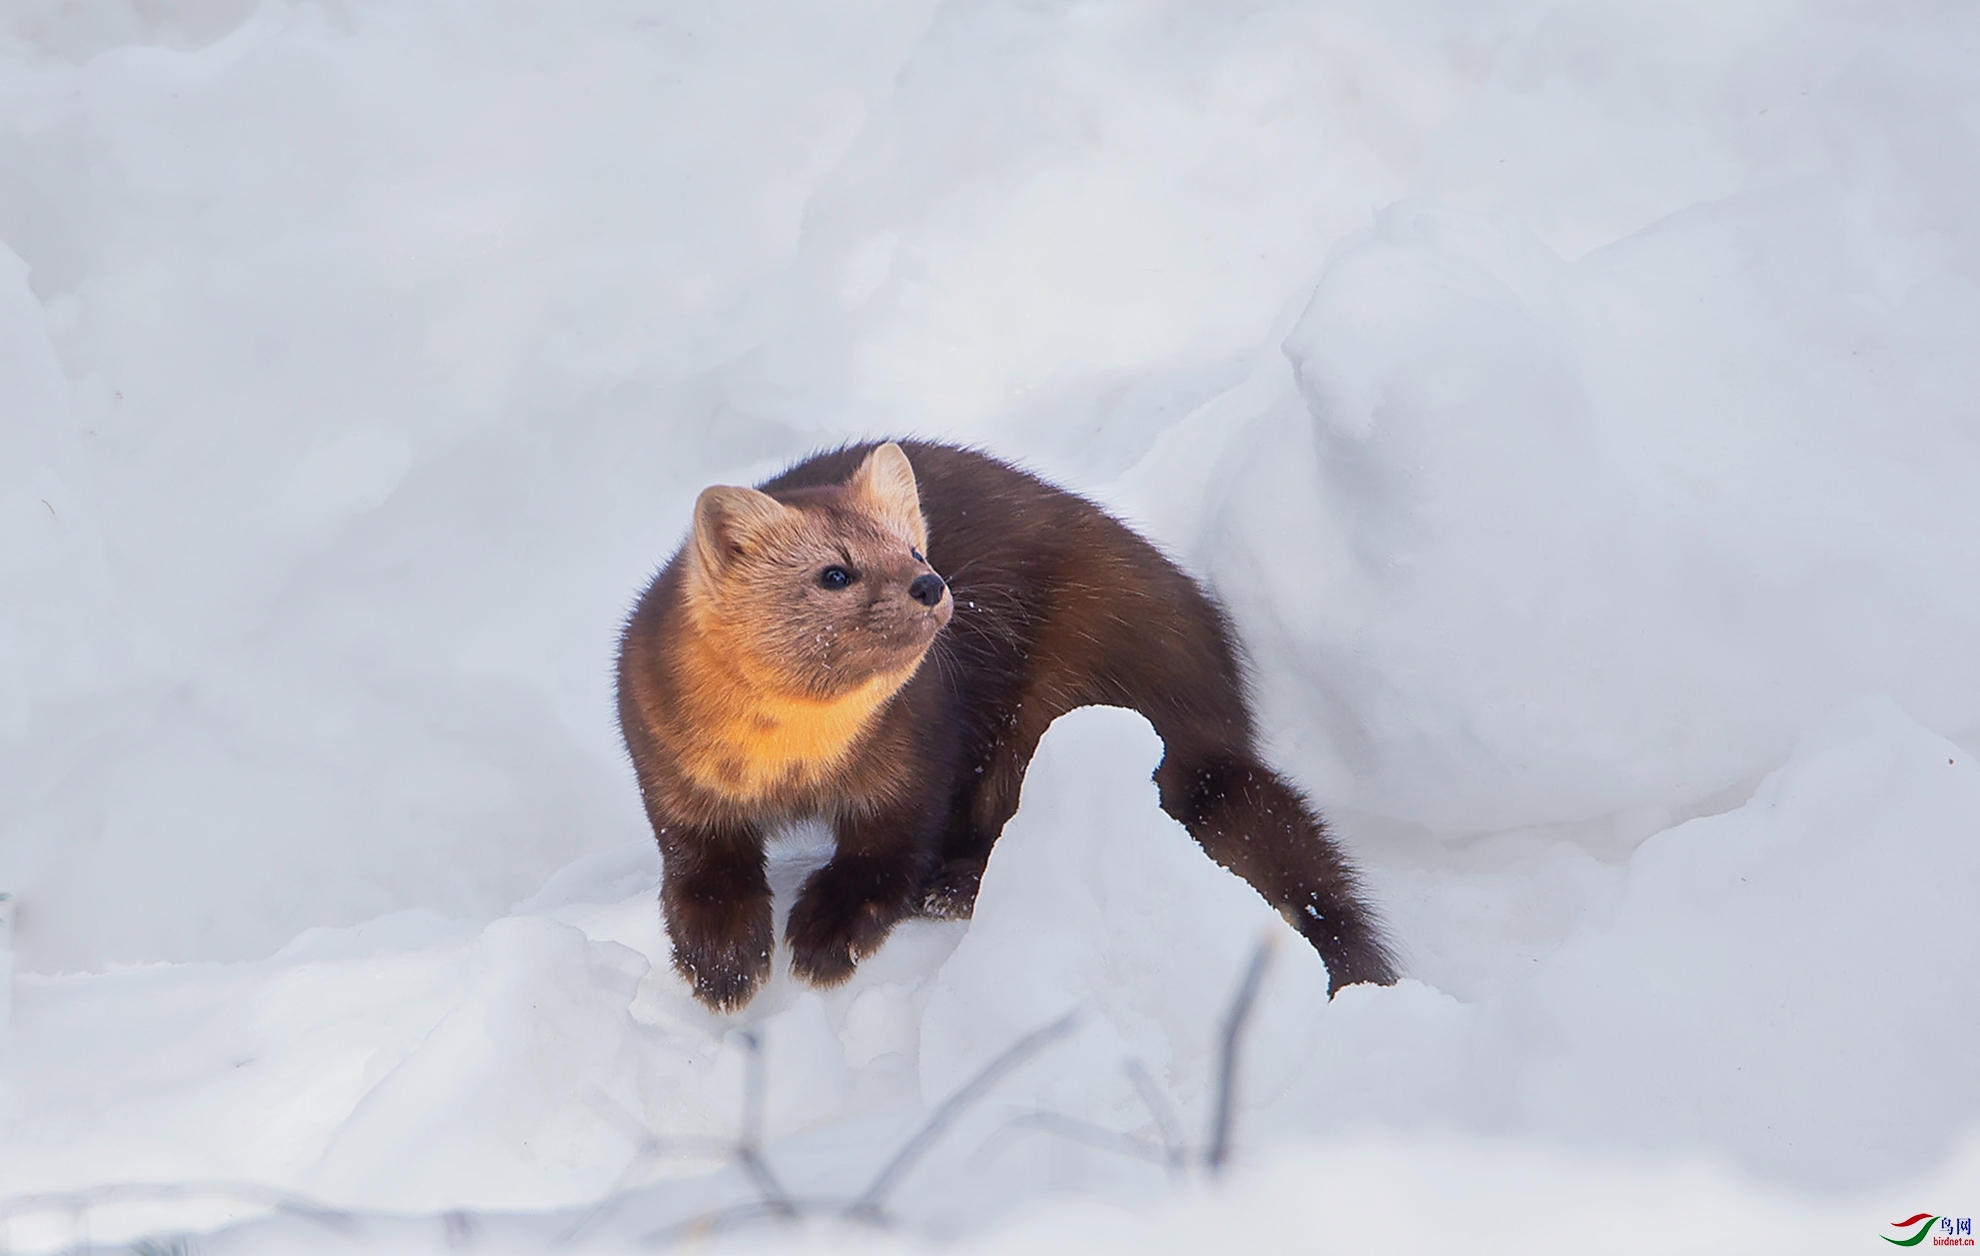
[909,573,947,607]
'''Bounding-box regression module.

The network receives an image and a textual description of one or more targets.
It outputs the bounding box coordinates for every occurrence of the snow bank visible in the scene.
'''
[52,1132,1980,1255]
[1123,191,1980,838]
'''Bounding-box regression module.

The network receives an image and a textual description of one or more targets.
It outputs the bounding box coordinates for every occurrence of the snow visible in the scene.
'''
[3,0,1978,1251]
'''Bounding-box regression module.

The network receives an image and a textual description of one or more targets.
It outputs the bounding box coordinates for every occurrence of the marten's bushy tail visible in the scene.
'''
[1155,751,1398,993]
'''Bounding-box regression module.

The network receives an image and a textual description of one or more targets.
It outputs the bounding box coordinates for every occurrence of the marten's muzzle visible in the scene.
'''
[908,573,947,607]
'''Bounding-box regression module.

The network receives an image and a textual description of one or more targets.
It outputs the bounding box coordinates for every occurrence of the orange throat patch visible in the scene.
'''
[669,631,921,804]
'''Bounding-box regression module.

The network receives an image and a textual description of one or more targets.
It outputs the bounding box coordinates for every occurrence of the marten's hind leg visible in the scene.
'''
[918,817,994,919]
[916,700,1059,919]
[1155,749,1398,993]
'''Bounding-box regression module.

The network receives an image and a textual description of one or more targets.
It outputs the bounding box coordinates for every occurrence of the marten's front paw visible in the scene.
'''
[785,878,901,988]
[667,896,773,1012]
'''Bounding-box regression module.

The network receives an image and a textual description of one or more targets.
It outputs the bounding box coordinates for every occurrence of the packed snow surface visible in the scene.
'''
[2,0,1977,1251]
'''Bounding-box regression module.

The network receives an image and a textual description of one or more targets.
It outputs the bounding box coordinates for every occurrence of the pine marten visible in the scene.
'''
[617,441,1397,1010]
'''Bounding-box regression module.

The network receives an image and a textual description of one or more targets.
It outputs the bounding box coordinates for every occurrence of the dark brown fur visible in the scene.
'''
[618,440,1397,1010]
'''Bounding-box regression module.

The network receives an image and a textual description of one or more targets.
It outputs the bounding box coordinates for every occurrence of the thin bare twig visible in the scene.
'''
[732,1028,797,1222]
[976,934,1280,1184]
[0,1180,356,1256]
[1123,1057,1190,1175]
[842,1008,1082,1224]
[641,1196,841,1248]
[557,1093,736,1246]
[1205,931,1277,1175]
[978,1110,1174,1168]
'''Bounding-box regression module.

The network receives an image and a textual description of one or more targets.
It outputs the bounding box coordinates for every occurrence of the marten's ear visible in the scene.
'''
[847,442,928,551]
[692,486,791,575]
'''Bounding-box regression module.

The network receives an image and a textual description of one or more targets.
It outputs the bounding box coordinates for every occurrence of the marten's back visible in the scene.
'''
[758,441,1257,774]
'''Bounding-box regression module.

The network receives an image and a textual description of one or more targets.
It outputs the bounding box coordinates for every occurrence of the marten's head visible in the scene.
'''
[683,443,952,700]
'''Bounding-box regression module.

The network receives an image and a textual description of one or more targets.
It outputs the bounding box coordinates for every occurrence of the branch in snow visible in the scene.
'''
[842,1008,1083,1225]
[972,930,1279,1181]
[1207,931,1277,1176]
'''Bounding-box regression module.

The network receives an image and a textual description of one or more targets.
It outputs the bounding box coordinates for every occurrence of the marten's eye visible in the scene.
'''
[911,548,926,565]
[818,565,856,590]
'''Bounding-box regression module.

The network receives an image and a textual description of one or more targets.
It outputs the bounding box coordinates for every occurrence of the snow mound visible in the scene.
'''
[1490,695,1980,1184]
[921,706,1326,1112]
[1255,695,1980,1188]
